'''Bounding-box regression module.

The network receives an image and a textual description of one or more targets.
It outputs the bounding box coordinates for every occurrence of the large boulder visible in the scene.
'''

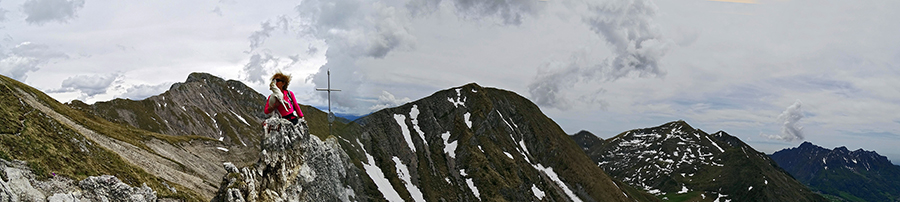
[213,118,365,202]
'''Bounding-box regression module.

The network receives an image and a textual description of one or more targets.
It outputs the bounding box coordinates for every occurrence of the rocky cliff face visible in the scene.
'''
[213,118,365,202]
[0,159,157,202]
[576,121,826,201]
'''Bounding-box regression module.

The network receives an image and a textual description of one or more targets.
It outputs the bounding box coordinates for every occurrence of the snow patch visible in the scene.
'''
[217,147,229,152]
[410,105,428,147]
[448,88,466,108]
[765,180,768,185]
[678,185,689,194]
[392,157,425,202]
[358,140,404,201]
[533,164,583,202]
[706,136,724,152]
[464,112,472,128]
[748,186,753,191]
[504,151,514,159]
[466,178,480,200]
[441,132,457,159]
[231,111,249,126]
[519,140,531,156]
[714,193,730,202]
[394,114,416,152]
[532,184,545,200]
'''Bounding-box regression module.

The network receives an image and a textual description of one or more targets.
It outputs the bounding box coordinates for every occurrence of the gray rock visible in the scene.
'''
[78,175,157,202]
[214,118,365,202]
[223,162,239,174]
[0,159,157,202]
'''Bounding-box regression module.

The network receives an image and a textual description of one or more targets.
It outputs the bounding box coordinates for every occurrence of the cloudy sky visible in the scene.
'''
[2,0,899,163]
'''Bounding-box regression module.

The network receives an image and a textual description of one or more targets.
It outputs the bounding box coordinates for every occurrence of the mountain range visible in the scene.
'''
[573,120,826,202]
[1,73,652,201]
[3,72,881,202]
[771,142,900,202]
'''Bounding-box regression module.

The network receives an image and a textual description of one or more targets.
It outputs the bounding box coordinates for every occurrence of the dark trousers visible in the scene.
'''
[282,114,299,125]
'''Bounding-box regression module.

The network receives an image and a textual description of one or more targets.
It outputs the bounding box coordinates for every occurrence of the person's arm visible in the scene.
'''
[264,95,274,114]
[290,91,304,117]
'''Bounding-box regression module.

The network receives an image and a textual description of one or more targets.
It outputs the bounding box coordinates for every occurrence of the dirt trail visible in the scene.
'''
[14,88,217,200]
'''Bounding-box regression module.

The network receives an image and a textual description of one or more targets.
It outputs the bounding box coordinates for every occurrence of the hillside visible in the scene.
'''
[66,72,265,165]
[575,120,826,202]
[771,142,900,202]
[0,74,207,201]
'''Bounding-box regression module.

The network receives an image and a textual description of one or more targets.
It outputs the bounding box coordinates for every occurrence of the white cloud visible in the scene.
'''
[238,0,419,113]
[49,73,122,99]
[119,82,173,100]
[407,0,543,25]
[22,0,85,25]
[0,42,69,81]
[369,90,411,111]
[528,0,671,110]
[0,0,8,22]
[763,100,804,142]
[248,19,279,52]
[241,52,278,84]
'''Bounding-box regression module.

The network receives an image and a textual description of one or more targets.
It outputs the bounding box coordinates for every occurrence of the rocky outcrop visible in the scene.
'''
[0,159,157,202]
[213,118,365,202]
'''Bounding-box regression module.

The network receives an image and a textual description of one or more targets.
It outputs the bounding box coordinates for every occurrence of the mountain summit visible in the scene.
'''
[576,120,826,201]
[339,83,649,201]
[771,142,900,202]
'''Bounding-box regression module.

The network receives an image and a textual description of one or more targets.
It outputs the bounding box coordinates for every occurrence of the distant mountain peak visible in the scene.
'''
[799,141,816,148]
[185,72,224,83]
[771,142,900,202]
[576,121,826,201]
[574,130,595,137]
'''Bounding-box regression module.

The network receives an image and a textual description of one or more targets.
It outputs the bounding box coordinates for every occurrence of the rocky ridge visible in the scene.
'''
[213,118,365,202]
[771,142,900,202]
[576,120,826,201]
[67,72,264,168]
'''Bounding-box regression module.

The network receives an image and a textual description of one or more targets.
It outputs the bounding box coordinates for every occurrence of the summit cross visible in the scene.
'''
[315,69,341,136]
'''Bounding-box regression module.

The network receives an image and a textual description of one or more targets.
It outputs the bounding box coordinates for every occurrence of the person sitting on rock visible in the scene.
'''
[264,72,304,125]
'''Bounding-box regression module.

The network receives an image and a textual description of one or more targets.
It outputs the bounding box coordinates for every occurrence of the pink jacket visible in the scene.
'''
[264,90,304,117]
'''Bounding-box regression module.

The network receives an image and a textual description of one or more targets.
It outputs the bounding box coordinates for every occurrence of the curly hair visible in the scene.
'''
[271,71,292,90]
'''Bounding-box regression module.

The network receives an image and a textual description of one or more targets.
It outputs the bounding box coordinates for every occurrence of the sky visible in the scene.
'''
[2,0,899,164]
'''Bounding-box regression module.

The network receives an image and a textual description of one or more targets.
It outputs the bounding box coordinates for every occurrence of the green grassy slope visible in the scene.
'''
[0,75,205,201]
